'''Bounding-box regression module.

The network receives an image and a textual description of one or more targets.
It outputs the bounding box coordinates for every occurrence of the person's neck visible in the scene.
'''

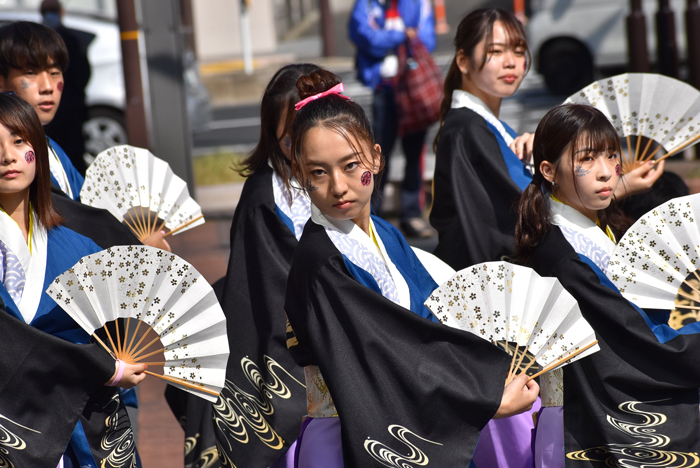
[351,205,372,236]
[0,191,30,242]
[460,81,502,118]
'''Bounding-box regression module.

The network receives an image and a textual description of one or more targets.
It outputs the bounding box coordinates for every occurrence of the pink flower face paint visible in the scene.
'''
[361,171,371,186]
[24,150,35,164]
[57,82,64,92]
[615,164,620,176]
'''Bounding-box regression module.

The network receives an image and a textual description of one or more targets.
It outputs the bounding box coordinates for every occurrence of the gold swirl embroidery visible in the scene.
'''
[364,424,443,467]
[213,355,305,452]
[99,393,137,468]
[0,415,39,468]
[184,435,219,468]
[566,400,700,467]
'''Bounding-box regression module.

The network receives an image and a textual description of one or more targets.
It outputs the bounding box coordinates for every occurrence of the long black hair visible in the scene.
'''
[238,63,320,178]
[515,104,628,262]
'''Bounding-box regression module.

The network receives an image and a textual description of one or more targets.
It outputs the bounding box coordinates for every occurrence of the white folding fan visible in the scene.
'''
[607,193,700,313]
[565,73,700,173]
[425,261,599,383]
[80,145,205,242]
[46,246,229,402]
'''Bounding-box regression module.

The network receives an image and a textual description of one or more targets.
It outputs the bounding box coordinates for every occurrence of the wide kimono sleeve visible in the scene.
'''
[430,108,523,270]
[530,228,700,466]
[168,167,307,468]
[0,308,114,468]
[285,221,511,467]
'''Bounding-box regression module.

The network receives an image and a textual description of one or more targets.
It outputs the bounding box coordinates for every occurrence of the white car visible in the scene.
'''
[0,10,211,156]
[527,0,687,95]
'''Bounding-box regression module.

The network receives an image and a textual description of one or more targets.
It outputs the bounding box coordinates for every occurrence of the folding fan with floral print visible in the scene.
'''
[425,262,599,383]
[607,194,700,316]
[46,246,229,402]
[80,145,205,242]
[565,73,700,173]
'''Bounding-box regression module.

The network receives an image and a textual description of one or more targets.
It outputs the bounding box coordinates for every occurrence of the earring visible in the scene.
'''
[552,181,559,189]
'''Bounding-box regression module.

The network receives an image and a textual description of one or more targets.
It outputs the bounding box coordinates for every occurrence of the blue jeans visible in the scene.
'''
[371,84,427,221]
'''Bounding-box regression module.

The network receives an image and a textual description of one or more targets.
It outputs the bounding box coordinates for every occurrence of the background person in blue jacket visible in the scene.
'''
[349,0,435,238]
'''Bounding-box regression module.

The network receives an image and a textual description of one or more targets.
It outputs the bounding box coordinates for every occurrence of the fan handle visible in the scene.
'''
[527,340,598,382]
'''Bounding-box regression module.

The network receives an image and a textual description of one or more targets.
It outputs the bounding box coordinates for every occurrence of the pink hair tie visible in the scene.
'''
[295,83,351,111]
[107,359,125,386]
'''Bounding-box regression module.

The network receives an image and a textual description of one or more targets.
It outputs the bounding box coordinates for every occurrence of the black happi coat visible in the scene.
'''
[0,306,114,468]
[51,185,142,249]
[285,220,512,467]
[212,165,307,467]
[431,107,524,269]
[530,227,700,467]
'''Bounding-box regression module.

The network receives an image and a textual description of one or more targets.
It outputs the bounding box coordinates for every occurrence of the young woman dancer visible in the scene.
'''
[430,8,664,270]
[284,69,539,467]
[164,64,321,468]
[0,92,146,468]
[515,103,700,467]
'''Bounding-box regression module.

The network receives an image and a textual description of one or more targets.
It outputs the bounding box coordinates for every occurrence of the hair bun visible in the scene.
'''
[296,69,342,101]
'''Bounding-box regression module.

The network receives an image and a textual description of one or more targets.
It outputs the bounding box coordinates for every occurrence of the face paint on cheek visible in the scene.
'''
[574,166,590,178]
[24,151,35,164]
[57,82,63,92]
[615,164,621,177]
[305,178,318,192]
[361,171,371,186]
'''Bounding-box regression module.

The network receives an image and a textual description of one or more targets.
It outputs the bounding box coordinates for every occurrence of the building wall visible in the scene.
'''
[192,0,277,62]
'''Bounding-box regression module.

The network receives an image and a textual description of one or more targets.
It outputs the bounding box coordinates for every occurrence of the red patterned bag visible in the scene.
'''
[395,37,443,136]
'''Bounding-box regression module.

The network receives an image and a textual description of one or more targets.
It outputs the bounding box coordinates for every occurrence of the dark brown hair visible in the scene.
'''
[238,63,321,178]
[0,22,69,77]
[515,103,628,262]
[290,69,384,190]
[0,92,63,229]
[434,8,530,150]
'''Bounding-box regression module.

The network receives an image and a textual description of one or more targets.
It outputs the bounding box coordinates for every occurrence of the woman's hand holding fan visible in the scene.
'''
[425,261,599,384]
[47,246,229,402]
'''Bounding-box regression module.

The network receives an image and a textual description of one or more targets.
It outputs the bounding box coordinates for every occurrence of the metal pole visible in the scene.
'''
[656,0,680,77]
[687,0,700,88]
[116,0,149,148]
[140,0,195,190]
[180,0,197,57]
[627,0,651,72]
[240,0,254,75]
[319,0,335,57]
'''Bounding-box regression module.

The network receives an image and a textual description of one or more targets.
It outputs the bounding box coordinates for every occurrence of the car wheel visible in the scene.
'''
[83,106,128,157]
[539,39,594,96]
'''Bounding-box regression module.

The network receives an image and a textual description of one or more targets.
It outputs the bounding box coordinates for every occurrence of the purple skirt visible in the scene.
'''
[294,417,344,468]
[270,441,298,468]
[533,406,564,468]
[472,397,541,468]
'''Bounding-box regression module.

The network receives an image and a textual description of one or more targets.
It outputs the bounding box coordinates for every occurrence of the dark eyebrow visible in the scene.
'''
[575,147,617,155]
[306,153,359,166]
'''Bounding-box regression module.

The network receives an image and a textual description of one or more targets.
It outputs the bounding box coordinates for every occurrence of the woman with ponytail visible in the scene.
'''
[516,104,700,468]
[430,8,664,271]
[284,68,538,467]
